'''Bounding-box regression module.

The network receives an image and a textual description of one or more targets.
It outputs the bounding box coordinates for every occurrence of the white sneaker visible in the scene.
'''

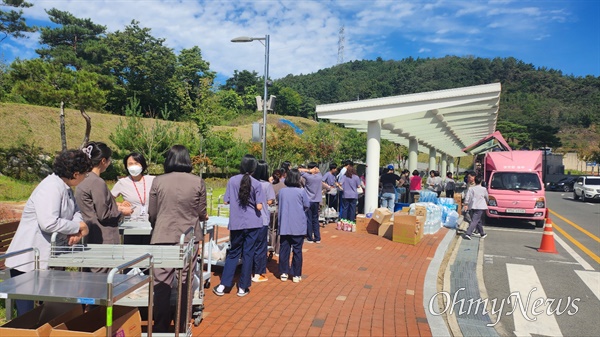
[280,273,288,282]
[293,276,302,283]
[252,274,268,282]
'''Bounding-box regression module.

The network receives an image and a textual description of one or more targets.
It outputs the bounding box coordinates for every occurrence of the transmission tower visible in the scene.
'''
[337,26,345,65]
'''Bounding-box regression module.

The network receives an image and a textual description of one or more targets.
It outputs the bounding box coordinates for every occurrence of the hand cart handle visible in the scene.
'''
[0,247,40,270]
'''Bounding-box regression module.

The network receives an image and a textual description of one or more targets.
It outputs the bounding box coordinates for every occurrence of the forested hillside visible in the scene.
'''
[1,6,599,165]
[276,56,600,153]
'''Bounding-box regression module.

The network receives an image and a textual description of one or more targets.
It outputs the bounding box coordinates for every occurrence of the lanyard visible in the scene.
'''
[132,176,146,206]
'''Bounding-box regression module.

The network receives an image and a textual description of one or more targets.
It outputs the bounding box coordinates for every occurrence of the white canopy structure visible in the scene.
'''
[316,83,502,213]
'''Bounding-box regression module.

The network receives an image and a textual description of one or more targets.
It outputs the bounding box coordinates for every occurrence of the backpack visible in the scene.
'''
[445,179,455,191]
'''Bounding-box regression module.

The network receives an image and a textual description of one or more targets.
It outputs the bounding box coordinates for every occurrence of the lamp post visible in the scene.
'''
[231,35,270,161]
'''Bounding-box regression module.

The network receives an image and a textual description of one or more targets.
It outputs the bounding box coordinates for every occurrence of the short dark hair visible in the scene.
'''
[164,145,192,173]
[82,141,112,167]
[123,152,148,173]
[307,162,318,169]
[252,160,269,182]
[329,163,338,171]
[412,170,419,176]
[475,176,482,185]
[53,149,93,179]
[284,168,302,188]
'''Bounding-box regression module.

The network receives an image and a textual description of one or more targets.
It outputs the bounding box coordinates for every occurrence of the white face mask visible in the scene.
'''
[128,165,143,177]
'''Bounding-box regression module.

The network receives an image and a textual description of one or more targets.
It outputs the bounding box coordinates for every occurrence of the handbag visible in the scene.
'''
[357,186,364,194]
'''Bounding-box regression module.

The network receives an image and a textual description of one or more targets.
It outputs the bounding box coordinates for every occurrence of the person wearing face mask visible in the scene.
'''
[111,152,155,244]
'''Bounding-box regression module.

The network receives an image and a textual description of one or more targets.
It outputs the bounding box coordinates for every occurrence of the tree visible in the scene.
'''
[527,124,562,150]
[36,8,108,71]
[0,0,35,42]
[10,59,107,149]
[109,97,200,165]
[221,70,261,95]
[203,130,249,173]
[173,46,216,116]
[103,20,177,117]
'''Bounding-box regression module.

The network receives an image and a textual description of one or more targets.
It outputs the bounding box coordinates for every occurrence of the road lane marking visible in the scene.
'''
[484,254,581,266]
[507,264,562,337]
[485,228,540,234]
[552,222,600,265]
[549,209,600,243]
[554,235,595,271]
[575,270,600,302]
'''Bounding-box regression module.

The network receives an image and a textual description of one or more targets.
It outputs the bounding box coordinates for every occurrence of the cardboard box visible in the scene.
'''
[50,306,141,337]
[356,214,368,234]
[0,303,82,337]
[392,214,424,245]
[372,208,393,225]
[414,206,427,216]
[378,220,393,240]
[366,219,380,235]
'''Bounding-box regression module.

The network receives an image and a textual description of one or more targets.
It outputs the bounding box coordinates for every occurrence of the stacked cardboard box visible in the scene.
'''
[454,194,462,212]
[370,208,393,235]
[356,214,368,234]
[378,220,393,240]
[392,213,425,245]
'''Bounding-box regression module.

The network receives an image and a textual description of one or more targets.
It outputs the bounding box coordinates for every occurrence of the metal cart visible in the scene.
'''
[0,247,154,337]
[48,228,198,336]
[266,205,278,261]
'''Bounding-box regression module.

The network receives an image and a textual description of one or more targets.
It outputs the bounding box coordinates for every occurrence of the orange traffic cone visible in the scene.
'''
[538,217,558,254]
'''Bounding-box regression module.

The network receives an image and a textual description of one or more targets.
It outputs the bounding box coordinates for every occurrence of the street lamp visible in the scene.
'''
[231,35,270,161]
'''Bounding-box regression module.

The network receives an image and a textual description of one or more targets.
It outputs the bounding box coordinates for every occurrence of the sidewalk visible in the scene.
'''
[193,222,453,337]
[442,223,499,337]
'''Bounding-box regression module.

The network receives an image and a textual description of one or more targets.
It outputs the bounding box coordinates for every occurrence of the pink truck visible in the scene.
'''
[463,131,547,228]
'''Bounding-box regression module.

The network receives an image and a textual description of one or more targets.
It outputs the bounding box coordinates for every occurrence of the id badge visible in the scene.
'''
[139,205,147,216]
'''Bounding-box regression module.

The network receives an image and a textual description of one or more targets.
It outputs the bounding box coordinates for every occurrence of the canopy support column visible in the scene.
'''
[408,138,418,173]
[441,153,448,176]
[429,148,437,173]
[449,157,455,176]
[365,120,381,214]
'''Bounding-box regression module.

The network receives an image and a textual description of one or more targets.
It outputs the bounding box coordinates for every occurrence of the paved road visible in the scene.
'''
[480,192,599,337]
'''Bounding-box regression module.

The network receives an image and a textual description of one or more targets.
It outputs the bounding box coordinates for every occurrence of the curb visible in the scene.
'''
[424,227,457,336]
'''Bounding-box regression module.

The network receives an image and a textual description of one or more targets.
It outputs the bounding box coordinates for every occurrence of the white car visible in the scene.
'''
[573,176,600,202]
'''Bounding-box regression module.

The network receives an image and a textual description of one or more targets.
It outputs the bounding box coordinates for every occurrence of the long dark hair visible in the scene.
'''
[239,154,258,206]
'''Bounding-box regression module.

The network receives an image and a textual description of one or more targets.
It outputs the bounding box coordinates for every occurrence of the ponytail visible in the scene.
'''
[239,173,252,206]
[238,154,258,207]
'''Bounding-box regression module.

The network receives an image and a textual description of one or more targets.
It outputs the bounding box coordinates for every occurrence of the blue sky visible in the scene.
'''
[1,0,599,83]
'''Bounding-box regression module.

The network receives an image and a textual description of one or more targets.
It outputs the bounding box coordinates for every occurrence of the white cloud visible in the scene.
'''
[1,0,589,78]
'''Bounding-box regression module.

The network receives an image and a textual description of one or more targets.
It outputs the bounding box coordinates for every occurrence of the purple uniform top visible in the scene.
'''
[224,174,264,230]
[259,180,276,226]
[322,171,336,186]
[341,174,362,199]
[301,172,324,203]
[278,187,310,236]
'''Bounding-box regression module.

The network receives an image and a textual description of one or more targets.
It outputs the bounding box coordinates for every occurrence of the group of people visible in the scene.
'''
[5,142,206,332]
[377,167,458,212]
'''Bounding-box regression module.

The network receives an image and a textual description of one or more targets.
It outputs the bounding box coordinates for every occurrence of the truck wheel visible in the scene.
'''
[535,220,545,228]
[573,191,579,200]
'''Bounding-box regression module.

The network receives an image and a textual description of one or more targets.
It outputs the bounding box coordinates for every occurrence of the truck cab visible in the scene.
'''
[463,132,547,228]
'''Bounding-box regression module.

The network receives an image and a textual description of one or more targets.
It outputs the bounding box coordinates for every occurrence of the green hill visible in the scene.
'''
[0,102,318,154]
